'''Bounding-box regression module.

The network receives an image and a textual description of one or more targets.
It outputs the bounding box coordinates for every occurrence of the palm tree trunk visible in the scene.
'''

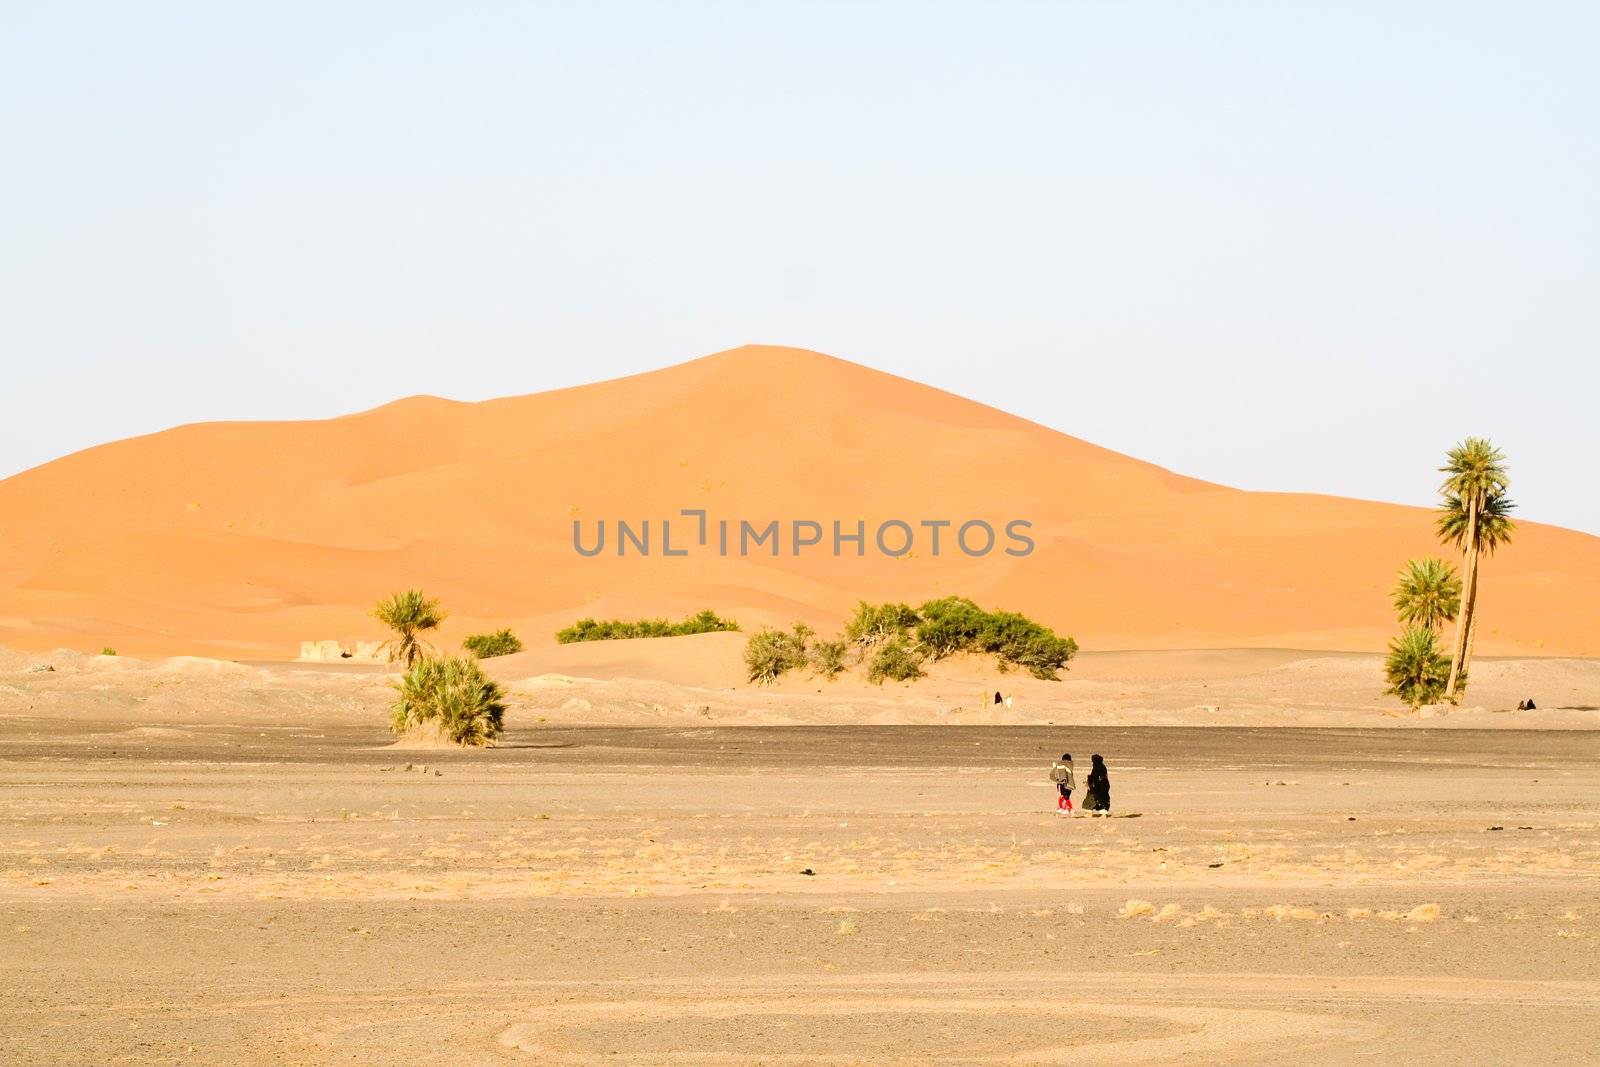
[1445,496,1480,700]
[1461,575,1481,683]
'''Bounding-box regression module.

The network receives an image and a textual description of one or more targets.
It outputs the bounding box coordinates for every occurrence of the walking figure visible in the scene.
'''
[1049,753,1075,813]
[1083,754,1111,813]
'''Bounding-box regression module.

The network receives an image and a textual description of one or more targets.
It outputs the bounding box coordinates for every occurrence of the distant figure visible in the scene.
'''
[994,691,1003,705]
[1517,698,1537,711]
[1049,753,1075,813]
[1083,754,1111,813]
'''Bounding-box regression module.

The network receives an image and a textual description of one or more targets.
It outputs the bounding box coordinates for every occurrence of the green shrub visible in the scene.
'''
[843,601,920,649]
[910,598,1079,679]
[972,610,1078,679]
[837,597,1077,680]
[1004,631,1079,679]
[557,609,740,643]
[745,625,811,684]
[809,639,847,678]
[914,596,987,659]
[462,628,523,658]
[1384,627,1455,708]
[100,647,117,657]
[867,637,924,684]
[390,655,507,746]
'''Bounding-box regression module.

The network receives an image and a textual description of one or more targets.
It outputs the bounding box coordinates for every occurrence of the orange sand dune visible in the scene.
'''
[1,345,1596,659]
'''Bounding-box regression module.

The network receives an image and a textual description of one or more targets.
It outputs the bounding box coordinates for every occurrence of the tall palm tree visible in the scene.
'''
[1435,439,1512,700]
[372,589,447,667]
[1436,488,1515,691]
[1391,558,1461,634]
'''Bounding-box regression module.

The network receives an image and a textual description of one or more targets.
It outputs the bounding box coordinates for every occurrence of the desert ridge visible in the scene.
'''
[0,344,1596,660]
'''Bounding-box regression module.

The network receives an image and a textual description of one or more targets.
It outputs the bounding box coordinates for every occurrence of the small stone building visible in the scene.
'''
[297,640,384,663]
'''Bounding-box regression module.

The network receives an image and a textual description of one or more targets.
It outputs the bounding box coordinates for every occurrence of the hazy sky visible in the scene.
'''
[3,2,1596,533]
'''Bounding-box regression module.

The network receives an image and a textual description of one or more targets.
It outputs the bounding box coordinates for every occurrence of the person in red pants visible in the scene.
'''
[1049,753,1075,813]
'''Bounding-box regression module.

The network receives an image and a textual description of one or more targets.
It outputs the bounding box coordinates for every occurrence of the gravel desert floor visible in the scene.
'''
[4,711,1599,1065]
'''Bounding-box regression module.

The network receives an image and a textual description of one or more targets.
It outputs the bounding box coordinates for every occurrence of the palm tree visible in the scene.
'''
[390,654,506,746]
[1436,439,1511,700]
[372,589,447,667]
[1436,487,1515,692]
[1384,627,1454,709]
[1390,558,1461,634]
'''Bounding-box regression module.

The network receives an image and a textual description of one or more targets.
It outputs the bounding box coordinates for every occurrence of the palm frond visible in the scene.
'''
[1438,437,1509,500]
[1435,490,1517,553]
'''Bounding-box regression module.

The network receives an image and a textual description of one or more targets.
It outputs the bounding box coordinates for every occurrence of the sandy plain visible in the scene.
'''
[3,643,1598,1064]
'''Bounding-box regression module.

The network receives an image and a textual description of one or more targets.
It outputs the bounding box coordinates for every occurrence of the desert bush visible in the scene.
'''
[390,654,507,746]
[738,598,1077,685]
[972,610,1078,679]
[462,628,523,658]
[910,598,1078,679]
[557,609,739,643]
[100,647,117,656]
[843,601,920,648]
[1384,627,1455,709]
[1002,630,1079,679]
[373,589,447,667]
[809,639,847,678]
[867,637,924,684]
[745,625,811,684]
[833,598,1078,680]
[914,596,987,659]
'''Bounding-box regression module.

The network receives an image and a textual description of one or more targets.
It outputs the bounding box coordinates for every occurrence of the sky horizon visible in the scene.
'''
[4,3,1597,534]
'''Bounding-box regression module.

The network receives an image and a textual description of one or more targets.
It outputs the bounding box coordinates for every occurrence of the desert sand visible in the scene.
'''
[4,635,1599,731]
[3,645,1599,1064]
[4,346,1598,1063]
[2,345,1597,660]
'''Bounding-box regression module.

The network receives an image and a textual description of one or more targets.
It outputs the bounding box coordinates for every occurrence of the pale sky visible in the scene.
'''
[3,2,1596,533]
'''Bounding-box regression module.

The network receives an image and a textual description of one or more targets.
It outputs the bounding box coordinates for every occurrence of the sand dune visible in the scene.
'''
[1,344,1596,659]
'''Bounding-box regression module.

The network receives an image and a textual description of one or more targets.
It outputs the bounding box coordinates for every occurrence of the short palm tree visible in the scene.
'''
[1436,439,1512,700]
[390,654,506,746]
[1390,558,1461,634]
[372,589,446,667]
[1384,627,1454,709]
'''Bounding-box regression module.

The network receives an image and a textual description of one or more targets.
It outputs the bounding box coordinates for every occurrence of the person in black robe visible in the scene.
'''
[1083,754,1111,813]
